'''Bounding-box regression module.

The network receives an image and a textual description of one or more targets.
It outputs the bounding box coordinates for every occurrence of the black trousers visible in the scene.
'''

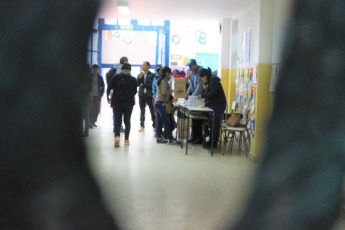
[139,95,155,128]
[113,104,133,140]
[191,119,203,139]
[90,96,101,123]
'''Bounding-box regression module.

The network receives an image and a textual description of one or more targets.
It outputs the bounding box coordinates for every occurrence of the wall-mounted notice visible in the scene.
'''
[239,30,246,65]
[245,28,251,66]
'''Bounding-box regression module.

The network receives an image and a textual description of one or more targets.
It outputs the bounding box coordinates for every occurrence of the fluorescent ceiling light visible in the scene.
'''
[118,2,130,15]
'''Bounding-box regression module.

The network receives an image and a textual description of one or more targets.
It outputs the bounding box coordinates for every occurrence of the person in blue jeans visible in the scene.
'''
[197,67,227,148]
[154,67,180,145]
[152,65,162,137]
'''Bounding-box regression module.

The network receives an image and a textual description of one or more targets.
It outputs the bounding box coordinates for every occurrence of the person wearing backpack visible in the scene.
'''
[106,63,137,147]
[197,68,227,148]
[105,56,128,85]
[106,56,128,133]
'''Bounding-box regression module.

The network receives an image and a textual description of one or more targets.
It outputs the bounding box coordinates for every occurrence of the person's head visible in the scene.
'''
[120,56,128,64]
[91,64,99,76]
[156,64,162,74]
[161,66,172,79]
[179,70,186,76]
[172,69,179,78]
[121,63,132,71]
[142,61,151,72]
[187,59,198,72]
[199,67,212,82]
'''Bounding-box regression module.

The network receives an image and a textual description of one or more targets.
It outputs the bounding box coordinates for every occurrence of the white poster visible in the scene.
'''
[239,30,246,65]
[245,28,251,66]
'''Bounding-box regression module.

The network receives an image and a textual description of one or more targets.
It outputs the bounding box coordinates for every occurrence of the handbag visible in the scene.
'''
[165,102,173,114]
[226,113,242,127]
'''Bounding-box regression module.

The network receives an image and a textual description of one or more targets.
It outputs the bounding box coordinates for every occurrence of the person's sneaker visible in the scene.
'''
[156,138,168,144]
[93,123,97,127]
[124,140,130,145]
[138,127,145,132]
[169,139,181,145]
[82,132,88,137]
[114,136,120,147]
[89,123,93,129]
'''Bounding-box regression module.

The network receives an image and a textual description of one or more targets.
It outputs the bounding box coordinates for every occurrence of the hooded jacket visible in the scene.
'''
[201,75,227,109]
[107,72,137,107]
[106,63,123,85]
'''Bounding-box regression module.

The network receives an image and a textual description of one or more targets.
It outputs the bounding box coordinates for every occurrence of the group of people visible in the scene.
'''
[81,57,227,149]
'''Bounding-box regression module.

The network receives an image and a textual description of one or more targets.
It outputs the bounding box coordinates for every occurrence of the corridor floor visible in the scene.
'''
[84,97,345,230]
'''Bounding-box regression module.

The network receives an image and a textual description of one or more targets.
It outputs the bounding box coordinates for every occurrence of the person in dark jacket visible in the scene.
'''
[89,64,105,128]
[107,63,137,147]
[137,61,156,132]
[198,67,227,148]
[106,56,128,133]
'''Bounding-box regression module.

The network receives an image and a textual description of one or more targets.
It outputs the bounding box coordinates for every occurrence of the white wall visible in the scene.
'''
[233,0,261,67]
[220,19,231,69]
[102,30,157,65]
[169,20,221,67]
[272,0,293,63]
[258,0,274,64]
[232,0,292,66]
[230,20,238,69]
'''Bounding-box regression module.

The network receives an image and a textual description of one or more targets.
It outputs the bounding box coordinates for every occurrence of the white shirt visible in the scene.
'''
[144,73,147,94]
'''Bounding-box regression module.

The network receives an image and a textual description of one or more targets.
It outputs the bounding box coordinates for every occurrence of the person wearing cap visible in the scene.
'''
[107,63,137,147]
[137,61,156,132]
[186,59,205,144]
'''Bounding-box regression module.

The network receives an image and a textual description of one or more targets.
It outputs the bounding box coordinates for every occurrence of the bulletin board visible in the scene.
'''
[235,65,257,139]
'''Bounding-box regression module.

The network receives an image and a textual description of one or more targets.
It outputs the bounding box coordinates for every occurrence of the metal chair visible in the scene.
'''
[222,110,251,157]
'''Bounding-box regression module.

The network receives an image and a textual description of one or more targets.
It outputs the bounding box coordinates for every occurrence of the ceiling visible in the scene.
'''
[98,0,256,21]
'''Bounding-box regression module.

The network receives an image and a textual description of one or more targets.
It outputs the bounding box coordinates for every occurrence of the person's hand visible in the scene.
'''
[185,93,189,100]
[139,72,144,79]
[107,98,111,104]
[197,95,202,99]
[140,83,144,87]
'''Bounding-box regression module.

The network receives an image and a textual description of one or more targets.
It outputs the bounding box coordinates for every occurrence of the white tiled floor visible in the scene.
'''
[85,97,345,230]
